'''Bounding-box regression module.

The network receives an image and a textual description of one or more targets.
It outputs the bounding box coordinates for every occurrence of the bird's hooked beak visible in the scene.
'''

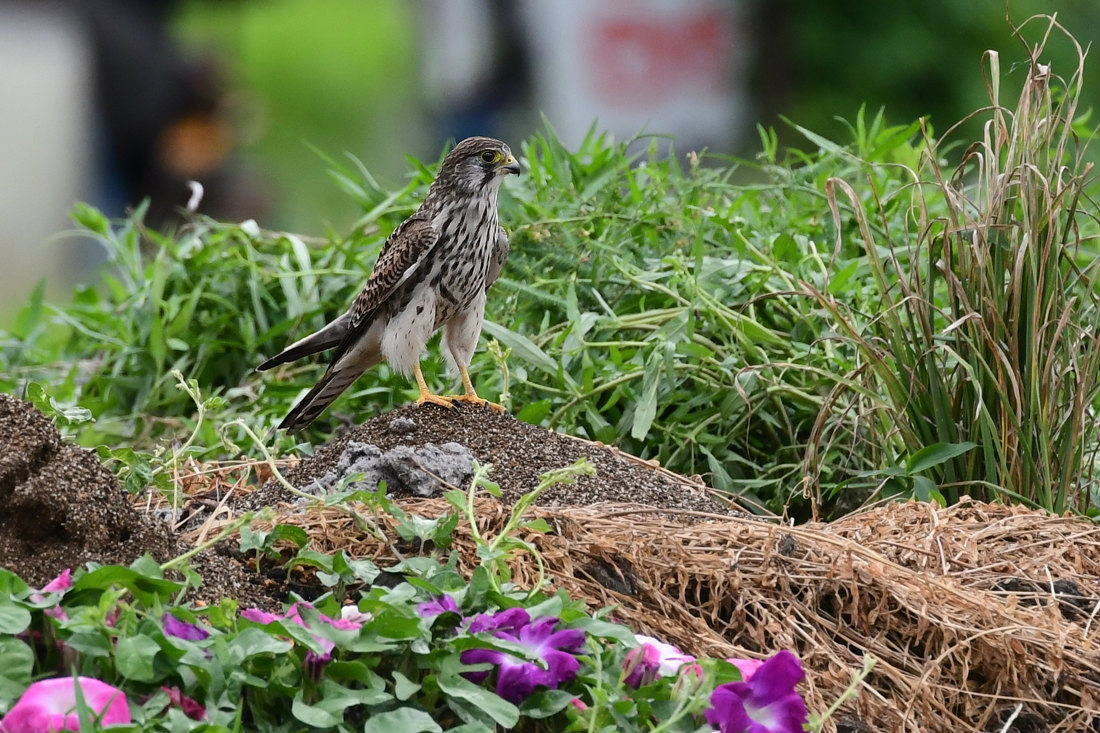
[498,155,521,176]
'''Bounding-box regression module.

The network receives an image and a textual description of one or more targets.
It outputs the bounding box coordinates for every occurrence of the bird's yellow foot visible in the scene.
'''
[414,363,454,409]
[417,392,455,409]
[451,393,506,413]
[452,365,506,412]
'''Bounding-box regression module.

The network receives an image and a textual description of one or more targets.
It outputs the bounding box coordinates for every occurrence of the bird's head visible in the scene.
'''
[436,136,520,195]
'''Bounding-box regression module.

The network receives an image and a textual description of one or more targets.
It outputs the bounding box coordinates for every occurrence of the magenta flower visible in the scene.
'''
[160,686,205,721]
[240,603,365,681]
[29,569,73,620]
[162,614,210,642]
[623,643,662,688]
[416,595,460,618]
[0,677,130,733]
[240,608,282,625]
[39,570,72,594]
[705,650,808,733]
[462,616,585,703]
[467,607,530,634]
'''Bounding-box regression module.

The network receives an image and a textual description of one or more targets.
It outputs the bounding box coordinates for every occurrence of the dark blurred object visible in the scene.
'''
[420,0,531,143]
[76,0,264,226]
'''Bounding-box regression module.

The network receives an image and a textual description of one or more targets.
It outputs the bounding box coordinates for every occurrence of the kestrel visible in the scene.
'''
[258,136,520,433]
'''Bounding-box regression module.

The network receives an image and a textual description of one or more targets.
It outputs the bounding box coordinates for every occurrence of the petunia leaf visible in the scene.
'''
[116,635,161,681]
[0,603,32,634]
[437,672,520,728]
[362,706,442,733]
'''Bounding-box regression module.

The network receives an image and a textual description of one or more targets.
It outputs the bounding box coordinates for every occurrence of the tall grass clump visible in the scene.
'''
[809,17,1100,513]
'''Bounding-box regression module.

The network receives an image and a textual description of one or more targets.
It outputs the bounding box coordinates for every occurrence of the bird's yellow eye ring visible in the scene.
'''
[480,150,498,164]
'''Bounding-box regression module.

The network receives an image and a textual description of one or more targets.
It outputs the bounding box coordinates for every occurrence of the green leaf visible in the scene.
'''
[906,442,977,475]
[291,691,342,728]
[269,524,310,549]
[912,476,946,506]
[71,202,109,236]
[13,280,46,339]
[631,347,663,440]
[71,564,182,605]
[229,627,294,658]
[0,604,31,635]
[520,689,576,719]
[0,639,33,703]
[482,320,557,376]
[515,399,552,424]
[362,707,442,733]
[393,671,421,701]
[437,673,519,728]
[116,635,160,681]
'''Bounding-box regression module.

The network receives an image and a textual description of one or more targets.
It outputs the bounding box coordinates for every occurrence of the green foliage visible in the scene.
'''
[3,18,1100,517]
[810,21,1100,512]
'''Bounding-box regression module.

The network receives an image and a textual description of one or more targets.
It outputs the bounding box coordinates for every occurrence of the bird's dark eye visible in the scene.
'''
[480,150,498,164]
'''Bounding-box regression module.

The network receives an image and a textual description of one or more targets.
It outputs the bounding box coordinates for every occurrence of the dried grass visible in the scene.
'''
[173,459,1100,733]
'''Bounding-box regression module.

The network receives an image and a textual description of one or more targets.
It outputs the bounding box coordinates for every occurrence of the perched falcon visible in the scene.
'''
[258,136,520,433]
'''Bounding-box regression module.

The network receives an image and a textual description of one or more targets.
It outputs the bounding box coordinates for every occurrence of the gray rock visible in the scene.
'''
[387,416,417,436]
[305,440,474,499]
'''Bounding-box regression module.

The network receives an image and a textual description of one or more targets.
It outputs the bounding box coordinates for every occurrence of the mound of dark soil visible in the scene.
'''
[243,402,729,516]
[0,394,277,609]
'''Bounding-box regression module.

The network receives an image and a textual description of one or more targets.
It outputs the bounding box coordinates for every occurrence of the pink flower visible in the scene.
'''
[0,677,130,733]
[570,697,588,711]
[39,570,72,594]
[705,651,807,733]
[673,662,706,697]
[240,608,282,625]
[29,570,72,617]
[631,634,695,676]
[727,657,765,681]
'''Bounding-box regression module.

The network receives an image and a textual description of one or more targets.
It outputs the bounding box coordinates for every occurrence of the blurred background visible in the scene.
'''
[1,0,1097,311]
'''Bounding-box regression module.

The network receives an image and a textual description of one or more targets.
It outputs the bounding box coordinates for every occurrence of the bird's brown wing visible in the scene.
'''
[332,214,439,361]
[486,224,510,288]
[276,215,438,433]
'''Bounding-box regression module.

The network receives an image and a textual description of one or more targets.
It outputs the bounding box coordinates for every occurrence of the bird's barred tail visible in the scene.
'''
[278,365,364,434]
[256,313,351,372]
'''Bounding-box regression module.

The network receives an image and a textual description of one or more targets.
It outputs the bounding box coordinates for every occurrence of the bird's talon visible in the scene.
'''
[450,394,506,412]
[417,393,455,409]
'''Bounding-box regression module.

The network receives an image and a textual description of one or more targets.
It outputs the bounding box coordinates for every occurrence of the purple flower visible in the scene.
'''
[416,595,460,618]
[0,676,130,732]
[623,643,662,688]
[162,614,210,642]
[467,607,530,634]
[461,616,586,703]
[705,650,808,733]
